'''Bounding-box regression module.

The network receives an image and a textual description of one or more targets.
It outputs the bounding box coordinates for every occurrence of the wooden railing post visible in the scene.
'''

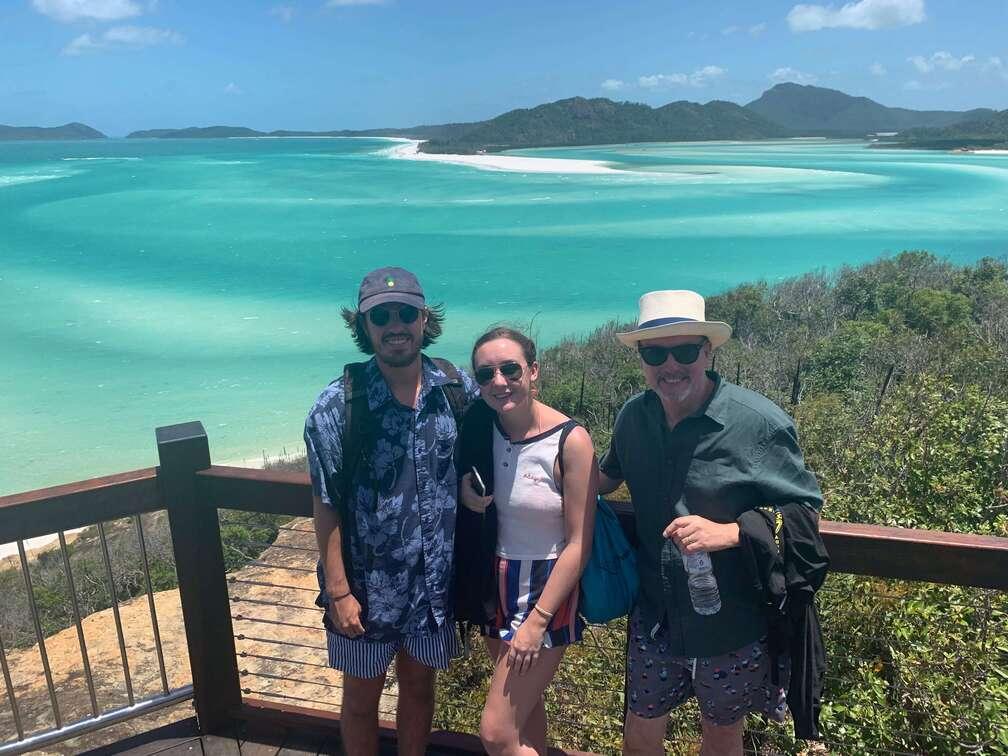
[156,421,241,734]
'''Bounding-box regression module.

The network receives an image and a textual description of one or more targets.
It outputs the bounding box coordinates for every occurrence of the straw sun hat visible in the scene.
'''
[616,290,732,348]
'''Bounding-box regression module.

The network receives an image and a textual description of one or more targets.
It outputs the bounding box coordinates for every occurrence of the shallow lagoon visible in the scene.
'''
[2,137,1006,493]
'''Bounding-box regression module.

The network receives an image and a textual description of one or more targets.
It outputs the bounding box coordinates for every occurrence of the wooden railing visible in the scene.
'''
[1,419,1007,754]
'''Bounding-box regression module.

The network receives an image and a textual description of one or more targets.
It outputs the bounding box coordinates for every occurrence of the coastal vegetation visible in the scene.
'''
[0,509,291,650]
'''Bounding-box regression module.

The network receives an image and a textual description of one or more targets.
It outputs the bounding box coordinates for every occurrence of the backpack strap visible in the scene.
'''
[555,419,581,491]
[341,362,371,507]
[432,357,467,427]
[335,362,372,582]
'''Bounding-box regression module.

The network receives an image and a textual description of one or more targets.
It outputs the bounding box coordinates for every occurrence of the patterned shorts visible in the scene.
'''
[315,561,461,679]
[482,557,585,647]
[626,609,790,726]
[324,621,461,680]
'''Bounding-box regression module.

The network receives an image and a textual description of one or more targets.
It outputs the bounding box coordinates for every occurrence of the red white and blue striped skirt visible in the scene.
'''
[483,556,584,647]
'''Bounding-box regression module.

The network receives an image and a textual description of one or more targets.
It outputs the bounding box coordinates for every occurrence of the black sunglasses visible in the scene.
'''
[367,304,420,327]
[638,341,706,367]
[474,361,524,386]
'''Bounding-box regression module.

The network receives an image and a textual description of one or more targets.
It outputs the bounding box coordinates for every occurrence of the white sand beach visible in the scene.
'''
[387,139,625,174]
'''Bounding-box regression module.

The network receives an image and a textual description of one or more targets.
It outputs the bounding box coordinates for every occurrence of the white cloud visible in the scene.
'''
[749,22,768,36]
[870,62,887,76]
[639,73,687,88]
[908,51,975,73]
[769,66,819,84]
[639,66,725,89]
[63,33,101,55]
[62,25,183,55]
[224,82,243,95]
[601,79,625,92]
[326,0,386,5]
[903,79,923,90]
[982,56,1008,80]
[721,25,740,35]
[787,0,925,32]
[691,65,725,86]
[32,0,142,22]
[270,4,294,22]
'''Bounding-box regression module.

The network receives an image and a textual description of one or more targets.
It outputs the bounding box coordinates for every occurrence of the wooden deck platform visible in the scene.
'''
[78,716,498,756]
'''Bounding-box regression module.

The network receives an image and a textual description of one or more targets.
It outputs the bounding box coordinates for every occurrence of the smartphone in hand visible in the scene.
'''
[470,466,486,496]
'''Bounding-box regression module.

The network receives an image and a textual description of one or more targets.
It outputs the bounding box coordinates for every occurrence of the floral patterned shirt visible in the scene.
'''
[305,355,479,640]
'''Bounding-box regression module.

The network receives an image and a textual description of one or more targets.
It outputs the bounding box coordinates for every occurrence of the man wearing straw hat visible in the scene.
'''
[598,290,825,756]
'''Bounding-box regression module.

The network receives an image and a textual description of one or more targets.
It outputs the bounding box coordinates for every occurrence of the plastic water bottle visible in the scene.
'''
[674,496,721,616]
[682,551,722,615]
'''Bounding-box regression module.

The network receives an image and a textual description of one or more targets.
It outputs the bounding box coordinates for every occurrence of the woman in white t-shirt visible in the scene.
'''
[460,326,598,756]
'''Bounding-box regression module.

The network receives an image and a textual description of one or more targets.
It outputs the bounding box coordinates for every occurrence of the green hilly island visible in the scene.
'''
[745,82,994,137]
[0,122,106,140]
[883,109,1008,150]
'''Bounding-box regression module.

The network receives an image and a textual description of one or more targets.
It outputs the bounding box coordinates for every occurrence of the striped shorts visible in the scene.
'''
[325,621,462,680]
[483,556,584,647]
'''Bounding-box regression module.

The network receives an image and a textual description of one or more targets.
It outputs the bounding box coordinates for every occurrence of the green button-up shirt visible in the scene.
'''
[600,371,823,658]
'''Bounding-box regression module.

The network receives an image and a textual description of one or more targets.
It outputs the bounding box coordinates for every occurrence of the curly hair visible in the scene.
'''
[341,304,445,355]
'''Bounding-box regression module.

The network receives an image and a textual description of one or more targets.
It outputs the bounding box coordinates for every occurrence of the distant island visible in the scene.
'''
[11,84,1005,152]
[0,122,106,141]
[414,97,787,153]
[745,83,995,137]
[124,125,416,139]
[878,109,1008,151]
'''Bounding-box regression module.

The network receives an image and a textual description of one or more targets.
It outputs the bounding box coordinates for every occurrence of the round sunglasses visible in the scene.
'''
[637,341,706,366]
[474,360,524,386]
[367,304,420,327]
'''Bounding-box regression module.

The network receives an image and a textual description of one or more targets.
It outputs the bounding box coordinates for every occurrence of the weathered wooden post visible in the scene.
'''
[156,422,242,734]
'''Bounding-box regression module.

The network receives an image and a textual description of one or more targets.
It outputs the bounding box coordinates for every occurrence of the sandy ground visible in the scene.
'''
[387,139,626,174]
[0,516,398,754]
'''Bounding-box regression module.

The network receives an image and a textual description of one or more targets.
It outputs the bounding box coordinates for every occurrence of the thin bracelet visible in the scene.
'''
[330,591,352,602]
[533,604,554,620]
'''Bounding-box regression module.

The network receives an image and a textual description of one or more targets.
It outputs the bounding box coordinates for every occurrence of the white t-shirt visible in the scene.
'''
[493,420,572,559]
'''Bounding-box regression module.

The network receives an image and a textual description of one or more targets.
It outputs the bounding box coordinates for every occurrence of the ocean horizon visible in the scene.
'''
[2,136,1006,495]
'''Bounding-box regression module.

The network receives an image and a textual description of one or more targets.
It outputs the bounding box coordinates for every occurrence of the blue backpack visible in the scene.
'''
[580,497,638,624]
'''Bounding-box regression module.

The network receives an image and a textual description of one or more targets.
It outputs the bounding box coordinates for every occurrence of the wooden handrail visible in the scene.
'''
[3,462,1005,591]
[0,468,161,542]
[195,465,1008,591]
[196,465,311,517]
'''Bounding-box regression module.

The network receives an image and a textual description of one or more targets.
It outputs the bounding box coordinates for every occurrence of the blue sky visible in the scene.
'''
[2,0,1006,136]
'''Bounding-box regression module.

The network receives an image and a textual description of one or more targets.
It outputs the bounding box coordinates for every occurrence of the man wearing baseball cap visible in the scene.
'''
[305,267,479,755]
[598,291,827,755]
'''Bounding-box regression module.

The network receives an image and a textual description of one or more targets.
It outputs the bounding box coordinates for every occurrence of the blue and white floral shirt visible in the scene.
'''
[305,355,479,640]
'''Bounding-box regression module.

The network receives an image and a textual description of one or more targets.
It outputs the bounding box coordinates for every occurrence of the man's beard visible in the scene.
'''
[375,334,421,368]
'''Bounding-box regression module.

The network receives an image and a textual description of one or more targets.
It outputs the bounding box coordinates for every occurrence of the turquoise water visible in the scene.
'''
[2,137,1007,494]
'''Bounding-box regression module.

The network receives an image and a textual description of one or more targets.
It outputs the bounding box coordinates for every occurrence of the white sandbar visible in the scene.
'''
[386,140,624,174]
